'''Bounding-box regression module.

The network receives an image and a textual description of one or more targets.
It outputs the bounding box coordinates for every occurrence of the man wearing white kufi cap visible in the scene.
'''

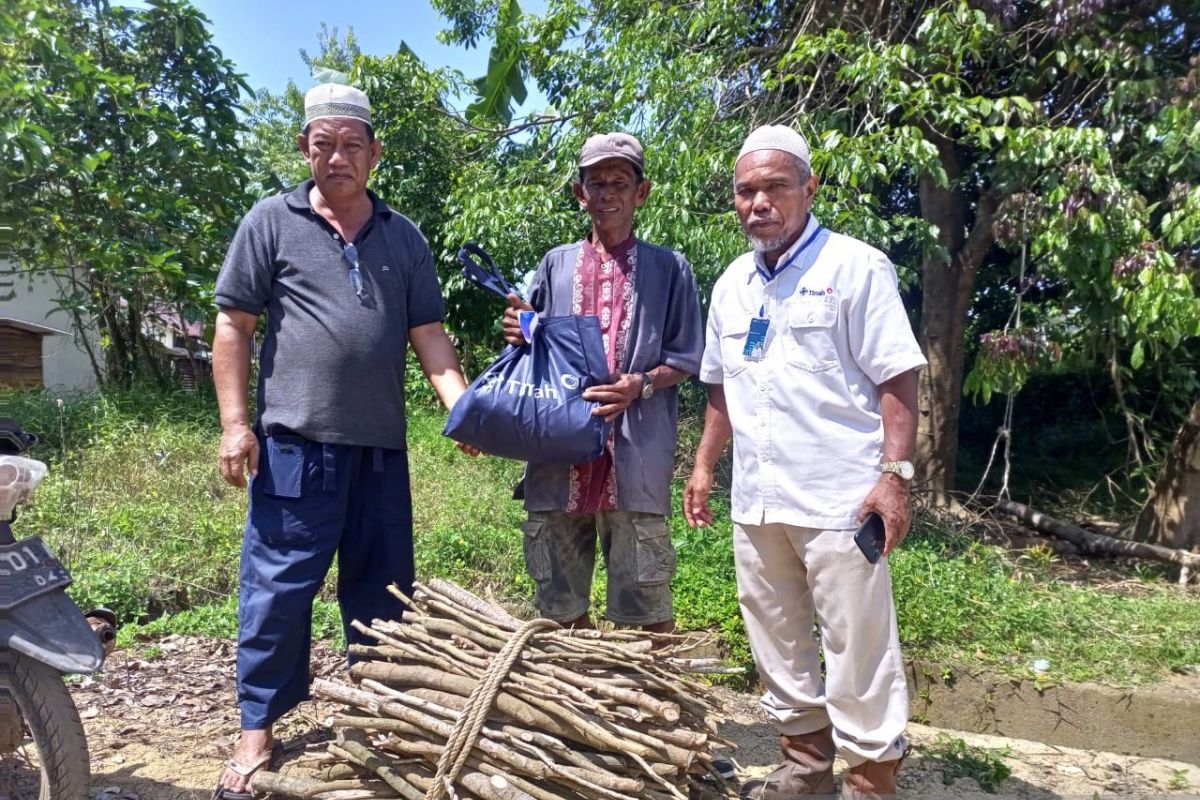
[684,125,927,798]
[211,83,476,799]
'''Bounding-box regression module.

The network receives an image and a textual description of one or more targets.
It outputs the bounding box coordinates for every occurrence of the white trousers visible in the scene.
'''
[734,522,909,766]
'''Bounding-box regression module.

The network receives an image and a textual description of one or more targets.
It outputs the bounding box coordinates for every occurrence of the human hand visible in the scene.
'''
[583,373,642,423]
[683,468,716,528]
[218,423,259,488]
[858,473,912,556]
[441,386,478,456]
[502,293,533,346]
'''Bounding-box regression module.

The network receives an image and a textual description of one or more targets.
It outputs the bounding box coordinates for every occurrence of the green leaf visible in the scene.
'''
[463,0,527,125]
[467,46,525,124]
[1130,340,1145,370]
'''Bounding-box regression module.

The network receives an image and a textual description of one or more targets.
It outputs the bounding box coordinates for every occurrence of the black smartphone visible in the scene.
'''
[854,512,887,564]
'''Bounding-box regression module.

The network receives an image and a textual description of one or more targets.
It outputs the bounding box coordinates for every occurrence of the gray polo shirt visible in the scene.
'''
[521,240,704,516]
[214,180,445,450]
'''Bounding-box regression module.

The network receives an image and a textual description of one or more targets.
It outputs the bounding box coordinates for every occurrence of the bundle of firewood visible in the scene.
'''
[253,579,738,800]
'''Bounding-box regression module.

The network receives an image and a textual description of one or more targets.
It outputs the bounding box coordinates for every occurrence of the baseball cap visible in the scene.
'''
[579,132,645,175]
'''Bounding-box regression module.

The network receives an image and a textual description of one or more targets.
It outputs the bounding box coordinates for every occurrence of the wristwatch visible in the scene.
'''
[881,460,915,481]
[637,372,655,400]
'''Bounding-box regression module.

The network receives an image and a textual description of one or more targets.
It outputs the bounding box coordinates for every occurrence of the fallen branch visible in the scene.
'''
[996,499,1200,569]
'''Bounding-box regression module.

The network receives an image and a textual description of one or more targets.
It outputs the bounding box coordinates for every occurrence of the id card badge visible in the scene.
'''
[743,317,770,361]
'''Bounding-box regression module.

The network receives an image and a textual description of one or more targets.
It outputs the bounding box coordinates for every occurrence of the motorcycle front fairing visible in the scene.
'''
[0,454,106,673]
[0,589,105,674]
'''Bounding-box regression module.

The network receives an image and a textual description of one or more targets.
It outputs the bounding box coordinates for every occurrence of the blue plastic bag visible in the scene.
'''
[444,244,613,464]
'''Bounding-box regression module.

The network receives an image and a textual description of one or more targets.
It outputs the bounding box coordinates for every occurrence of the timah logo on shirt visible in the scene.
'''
[797,286,834,297]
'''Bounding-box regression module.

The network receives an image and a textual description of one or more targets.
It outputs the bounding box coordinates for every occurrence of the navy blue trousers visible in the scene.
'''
[237,432,414,729]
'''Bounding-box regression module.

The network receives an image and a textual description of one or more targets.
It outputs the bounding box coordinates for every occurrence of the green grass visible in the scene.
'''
[406,410,534,607]
[6,386,246,624]
[5,386,1199,687]
[115,595,345,650]
[891,519,1200,684]
[924,733,1012,793]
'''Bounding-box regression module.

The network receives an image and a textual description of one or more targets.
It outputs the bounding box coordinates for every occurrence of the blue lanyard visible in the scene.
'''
[756,225,824,316]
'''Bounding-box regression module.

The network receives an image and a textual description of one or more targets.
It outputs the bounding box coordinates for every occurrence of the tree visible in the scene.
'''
[356,50,485,347]
[243,87,308,192]
[242,24,364,193]
[1134,396,1200,551]
[1,0,254,386]
[437,0,1200,504]
[1,0,85,193]
[736,1,1200,501]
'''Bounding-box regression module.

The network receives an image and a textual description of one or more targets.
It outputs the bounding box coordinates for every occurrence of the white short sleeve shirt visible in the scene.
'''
[700,216,927,529]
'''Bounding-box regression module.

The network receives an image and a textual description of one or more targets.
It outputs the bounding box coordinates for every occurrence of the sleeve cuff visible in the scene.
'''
[698,365,724,385]
[870,355,928,386]
[214,295,264,316]
[662,354,701,377]
[408,313,446,330]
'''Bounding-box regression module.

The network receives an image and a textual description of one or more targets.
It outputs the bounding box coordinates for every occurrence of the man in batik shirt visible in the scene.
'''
[502,132,704,632]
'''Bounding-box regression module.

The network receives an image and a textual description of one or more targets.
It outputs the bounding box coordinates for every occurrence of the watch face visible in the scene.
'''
[899,462,915,480]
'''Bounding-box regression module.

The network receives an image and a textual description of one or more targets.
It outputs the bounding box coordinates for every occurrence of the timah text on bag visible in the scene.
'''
[444,244,613,464]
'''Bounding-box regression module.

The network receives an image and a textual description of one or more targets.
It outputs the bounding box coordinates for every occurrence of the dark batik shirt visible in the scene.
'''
[521,238,704,516]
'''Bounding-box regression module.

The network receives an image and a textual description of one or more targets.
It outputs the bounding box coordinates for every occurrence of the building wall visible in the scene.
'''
[0,262,101,393]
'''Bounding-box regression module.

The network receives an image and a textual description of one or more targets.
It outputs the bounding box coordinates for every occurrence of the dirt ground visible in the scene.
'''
[67,636,1200,800]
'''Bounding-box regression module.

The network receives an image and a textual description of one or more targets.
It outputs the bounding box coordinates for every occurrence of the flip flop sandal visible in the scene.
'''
[211,741,282,800]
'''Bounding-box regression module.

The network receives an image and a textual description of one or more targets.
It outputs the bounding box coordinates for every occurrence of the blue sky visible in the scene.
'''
[189,0,546,114]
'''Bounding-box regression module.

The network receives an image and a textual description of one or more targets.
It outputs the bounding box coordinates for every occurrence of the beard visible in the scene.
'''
[746,223,804,254]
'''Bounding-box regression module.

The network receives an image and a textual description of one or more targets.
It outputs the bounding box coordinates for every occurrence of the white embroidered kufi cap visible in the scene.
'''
[303,83,372,132]
[736,125,811,169]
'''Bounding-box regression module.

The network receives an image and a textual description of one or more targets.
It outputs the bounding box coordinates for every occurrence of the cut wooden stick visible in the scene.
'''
[287,579,736,800]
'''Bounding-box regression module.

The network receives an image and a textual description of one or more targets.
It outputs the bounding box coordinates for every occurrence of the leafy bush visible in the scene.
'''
[6,386,1199,687]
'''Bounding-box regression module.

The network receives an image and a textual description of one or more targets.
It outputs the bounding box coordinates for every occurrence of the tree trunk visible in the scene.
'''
[67,304,105,389]
[97,286,131,387]
[914,126,998,503]
[57,269,106,387]
[915,236,968,503]
[1133,396,1200,551]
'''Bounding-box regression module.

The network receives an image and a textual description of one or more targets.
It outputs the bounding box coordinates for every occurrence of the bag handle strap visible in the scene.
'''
[457,242,520,300]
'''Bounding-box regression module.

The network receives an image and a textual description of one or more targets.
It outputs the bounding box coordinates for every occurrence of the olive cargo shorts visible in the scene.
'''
[521,510,677,626]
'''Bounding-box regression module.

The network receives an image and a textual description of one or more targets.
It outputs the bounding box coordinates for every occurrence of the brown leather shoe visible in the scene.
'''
[840,754,905,799]
[740,727,836,799]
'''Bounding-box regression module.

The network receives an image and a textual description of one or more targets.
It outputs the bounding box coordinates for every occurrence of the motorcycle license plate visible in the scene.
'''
[0,537,72,611]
